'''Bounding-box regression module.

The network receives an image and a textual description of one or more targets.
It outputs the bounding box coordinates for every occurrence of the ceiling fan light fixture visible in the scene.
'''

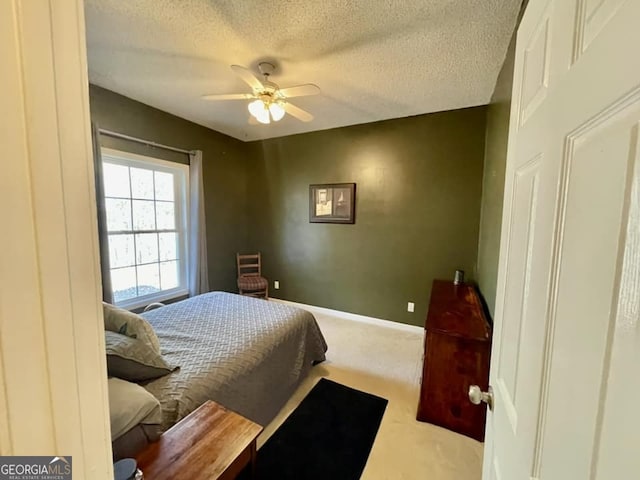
[255,108,270,124]
[269,102,285,121]
[203,64,318,126]
[248,99,271,124]
[248,99,264,117]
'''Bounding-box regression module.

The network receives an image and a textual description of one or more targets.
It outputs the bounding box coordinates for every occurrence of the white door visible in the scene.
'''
[482,0,640,478]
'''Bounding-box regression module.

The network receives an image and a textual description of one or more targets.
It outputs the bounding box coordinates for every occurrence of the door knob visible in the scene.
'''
[468,385,494,411]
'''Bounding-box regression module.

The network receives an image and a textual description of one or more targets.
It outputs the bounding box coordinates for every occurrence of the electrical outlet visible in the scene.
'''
[274,280,280,290]
[407,302,415,313]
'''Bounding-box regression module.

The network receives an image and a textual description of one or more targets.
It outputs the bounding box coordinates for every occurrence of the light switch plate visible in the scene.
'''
[274,280,280,289]
[407,302,415,313]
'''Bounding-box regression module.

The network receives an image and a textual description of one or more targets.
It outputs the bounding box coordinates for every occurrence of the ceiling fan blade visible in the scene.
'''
[231,65,264,91]
[201,93,254,101]
[283,102,314,122]
[278,84,321,98]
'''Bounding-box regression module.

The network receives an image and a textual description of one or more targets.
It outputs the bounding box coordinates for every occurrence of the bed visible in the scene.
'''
[138,292,327,431]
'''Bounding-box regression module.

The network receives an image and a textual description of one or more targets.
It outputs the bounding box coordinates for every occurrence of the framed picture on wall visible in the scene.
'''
[309,183,356,224]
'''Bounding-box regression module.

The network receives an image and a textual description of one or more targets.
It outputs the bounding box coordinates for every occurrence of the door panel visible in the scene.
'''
[496,154,541,432]
[595,123,640,478]
[483,0,640,478]
[519,2,553,126]
[574,0,627,58]
[540,99,640,480]
[484,2,559,479]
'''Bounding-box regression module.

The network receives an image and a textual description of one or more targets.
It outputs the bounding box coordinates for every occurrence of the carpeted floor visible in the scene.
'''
[259,303,483,480]
[256,378,387,480]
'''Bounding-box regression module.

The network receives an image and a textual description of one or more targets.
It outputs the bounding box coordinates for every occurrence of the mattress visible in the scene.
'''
[141,292,327,430]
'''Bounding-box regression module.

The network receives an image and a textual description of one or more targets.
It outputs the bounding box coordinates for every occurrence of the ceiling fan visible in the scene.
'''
[202,62,320,125]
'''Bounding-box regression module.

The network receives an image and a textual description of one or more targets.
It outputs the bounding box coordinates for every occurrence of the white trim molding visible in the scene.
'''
[271,299,424,334]
[0,0,112,477]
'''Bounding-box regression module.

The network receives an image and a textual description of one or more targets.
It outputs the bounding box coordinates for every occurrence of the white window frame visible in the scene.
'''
[101,147,190,310]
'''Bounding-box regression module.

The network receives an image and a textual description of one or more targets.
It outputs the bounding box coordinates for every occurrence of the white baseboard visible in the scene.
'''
[271,298,423,334]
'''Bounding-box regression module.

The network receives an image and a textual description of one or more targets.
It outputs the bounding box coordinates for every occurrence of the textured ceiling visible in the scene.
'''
[85,0,521,142]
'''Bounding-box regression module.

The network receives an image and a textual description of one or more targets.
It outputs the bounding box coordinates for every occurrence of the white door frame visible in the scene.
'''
[0,0,113,477]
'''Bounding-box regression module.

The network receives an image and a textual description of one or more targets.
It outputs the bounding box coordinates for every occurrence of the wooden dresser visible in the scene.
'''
[417,279,492,441]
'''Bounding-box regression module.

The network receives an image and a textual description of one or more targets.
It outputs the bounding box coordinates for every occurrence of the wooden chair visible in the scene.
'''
[236,253,268,299]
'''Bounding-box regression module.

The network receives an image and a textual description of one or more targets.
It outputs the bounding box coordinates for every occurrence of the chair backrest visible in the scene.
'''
[237,253,262,278]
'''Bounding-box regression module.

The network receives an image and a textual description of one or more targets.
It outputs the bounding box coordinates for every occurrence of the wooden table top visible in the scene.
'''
[135,400,263,480]
[425,280,491,341]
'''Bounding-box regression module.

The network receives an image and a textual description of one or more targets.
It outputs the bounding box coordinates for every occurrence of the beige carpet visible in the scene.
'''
[258,306,483,480]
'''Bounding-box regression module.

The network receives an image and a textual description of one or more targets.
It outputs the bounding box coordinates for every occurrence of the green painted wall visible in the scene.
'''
[89,85,249,292]
[90,85,490,327]
[476,2,525,318]
[247,107,487,326]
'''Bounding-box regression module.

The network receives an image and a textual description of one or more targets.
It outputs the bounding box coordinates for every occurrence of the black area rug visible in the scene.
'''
[255,378,388,480]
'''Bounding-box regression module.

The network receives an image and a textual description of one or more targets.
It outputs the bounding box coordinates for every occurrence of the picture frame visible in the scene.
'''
[309,183,356,224]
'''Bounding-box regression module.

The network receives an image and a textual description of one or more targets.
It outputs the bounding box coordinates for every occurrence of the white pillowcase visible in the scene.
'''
[103,302,161,354]
[108,377,162,439]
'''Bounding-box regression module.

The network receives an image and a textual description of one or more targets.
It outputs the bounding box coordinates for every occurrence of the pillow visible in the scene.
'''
[103,302,161,354]
[105,331,177,382]
[108,377,162,440]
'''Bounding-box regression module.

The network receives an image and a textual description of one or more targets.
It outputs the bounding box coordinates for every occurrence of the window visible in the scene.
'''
[101,148,189,309]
